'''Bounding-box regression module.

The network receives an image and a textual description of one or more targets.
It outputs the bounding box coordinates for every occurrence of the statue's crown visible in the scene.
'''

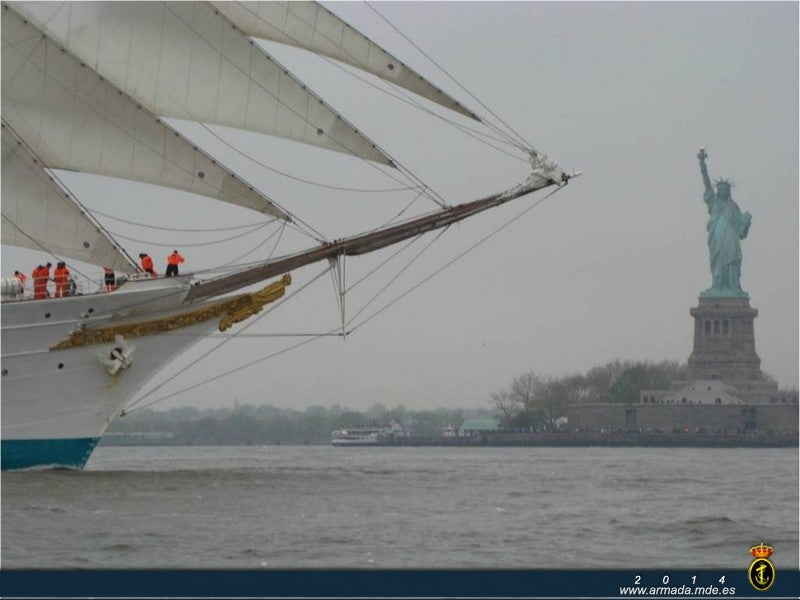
[714,177,734,188]
[749,543,774,559]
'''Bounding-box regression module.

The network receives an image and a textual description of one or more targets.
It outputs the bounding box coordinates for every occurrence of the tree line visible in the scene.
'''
[492,359,691,431]
[106,402,489,445]
[107,359,781,444]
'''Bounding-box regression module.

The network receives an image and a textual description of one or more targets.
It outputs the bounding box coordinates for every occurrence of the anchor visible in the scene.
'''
[98,334,136,375]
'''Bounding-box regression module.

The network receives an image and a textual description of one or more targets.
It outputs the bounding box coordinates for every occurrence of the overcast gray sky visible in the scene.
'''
[3,1,798,412]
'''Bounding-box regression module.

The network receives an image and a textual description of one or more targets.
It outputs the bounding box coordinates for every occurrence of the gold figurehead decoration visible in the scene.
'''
[218,274,291,331]
[51,274,292,350]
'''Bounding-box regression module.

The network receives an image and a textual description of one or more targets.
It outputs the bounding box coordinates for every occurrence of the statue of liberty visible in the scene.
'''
[697,147,752,297]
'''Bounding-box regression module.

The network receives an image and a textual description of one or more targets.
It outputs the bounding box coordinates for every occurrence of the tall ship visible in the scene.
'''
[1,1,572,470]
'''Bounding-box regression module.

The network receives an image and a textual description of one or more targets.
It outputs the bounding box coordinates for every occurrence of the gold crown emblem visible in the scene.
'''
[749,543,774,559]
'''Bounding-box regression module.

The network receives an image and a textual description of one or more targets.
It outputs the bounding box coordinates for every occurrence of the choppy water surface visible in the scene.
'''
[2,446,797,569]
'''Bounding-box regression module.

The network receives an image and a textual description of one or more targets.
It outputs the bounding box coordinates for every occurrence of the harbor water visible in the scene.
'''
[2,445,797,569]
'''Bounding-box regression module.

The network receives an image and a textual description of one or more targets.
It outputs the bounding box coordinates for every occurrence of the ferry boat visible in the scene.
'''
[331,422,408,446]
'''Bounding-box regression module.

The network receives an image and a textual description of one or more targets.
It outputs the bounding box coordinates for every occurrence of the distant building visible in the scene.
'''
[459,418,500,436]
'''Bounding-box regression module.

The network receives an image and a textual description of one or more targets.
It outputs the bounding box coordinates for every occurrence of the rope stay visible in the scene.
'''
[345,227,450,328]
[346,183,567,335]
[229,1,451,210]
[105,221,274,248]
[124,263,336,414]
[123,183,566,413]
[164,3,450,212]
[363,1,534,152]
[85,207,280,233]
[199,121,418,194]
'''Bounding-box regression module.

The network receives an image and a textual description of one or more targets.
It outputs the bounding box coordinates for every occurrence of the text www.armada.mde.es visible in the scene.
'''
[619,584,736,596]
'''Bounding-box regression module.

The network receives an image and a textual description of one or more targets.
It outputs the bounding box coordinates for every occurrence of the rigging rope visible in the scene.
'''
[1,119,138,278]
[125,328,340,414]
[224,1,450,210]
[1,32,306,244]
[320,58,527,153]
[198,122,417,194]
[346,184,567,334]
[85,208,278,233]
[346,235,423,293]
[363,1,534,151]
[346,227,449,326]
[215,222,288,270]
[1,214,103,287]
[124,264,335,413]
[237,1,524,158]
[164,3,448,211]
[123,184,566,412]
[105,220,273,248]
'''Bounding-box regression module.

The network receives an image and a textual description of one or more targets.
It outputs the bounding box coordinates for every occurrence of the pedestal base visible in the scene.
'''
[687,296,764,383]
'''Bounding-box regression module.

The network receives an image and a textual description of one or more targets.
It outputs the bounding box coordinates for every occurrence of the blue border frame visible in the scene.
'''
[0,569,798,598]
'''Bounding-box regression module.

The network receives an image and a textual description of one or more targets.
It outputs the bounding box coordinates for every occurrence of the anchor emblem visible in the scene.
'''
[98,334,136,375]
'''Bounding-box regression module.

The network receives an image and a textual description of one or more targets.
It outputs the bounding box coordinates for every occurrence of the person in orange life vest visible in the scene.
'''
[53,261,70,298]
[31,266,43,299]
[103,267,116,292]
[32,262,51,300]
[165,250,184,277]
[14,270,27,295]
[139,253,156,278]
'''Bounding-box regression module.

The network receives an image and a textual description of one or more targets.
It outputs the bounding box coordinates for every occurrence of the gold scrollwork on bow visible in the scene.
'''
[50,274,292,350]
[219,274,291,331]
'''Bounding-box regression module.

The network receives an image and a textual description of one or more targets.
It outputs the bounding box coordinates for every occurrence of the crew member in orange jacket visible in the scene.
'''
[53,261,70,298]
[32,262,52,300]
[14,270,27,295]
[139,253,156,278]
[165,250,184,277]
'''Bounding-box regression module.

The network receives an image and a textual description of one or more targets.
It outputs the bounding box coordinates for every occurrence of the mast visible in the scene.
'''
[186,156,570,303]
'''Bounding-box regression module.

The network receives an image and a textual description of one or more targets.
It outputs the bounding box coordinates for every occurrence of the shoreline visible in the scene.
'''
[100,432,798,448]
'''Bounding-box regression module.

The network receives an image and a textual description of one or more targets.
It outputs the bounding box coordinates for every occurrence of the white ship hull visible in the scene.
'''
[1,278,215,469]
[1,1,567,471]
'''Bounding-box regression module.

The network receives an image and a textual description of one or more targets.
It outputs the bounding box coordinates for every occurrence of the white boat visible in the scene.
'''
[1,1,571,469]
[331,422,407,446]
[331,427,384,446]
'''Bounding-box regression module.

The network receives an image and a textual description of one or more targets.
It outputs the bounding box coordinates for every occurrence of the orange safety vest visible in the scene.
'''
[53,266,69,298]
[32,266,49,299]
[54,266,70,285]
[141,255,154,271]
[167,252,184,266]
[15,272,27,288]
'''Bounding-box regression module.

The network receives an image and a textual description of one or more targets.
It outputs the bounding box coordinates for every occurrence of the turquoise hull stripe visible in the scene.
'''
[1,437,99,470]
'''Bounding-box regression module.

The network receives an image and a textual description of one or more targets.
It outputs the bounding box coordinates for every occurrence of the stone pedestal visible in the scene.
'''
[688,297,761,380]
[684,296,778,401]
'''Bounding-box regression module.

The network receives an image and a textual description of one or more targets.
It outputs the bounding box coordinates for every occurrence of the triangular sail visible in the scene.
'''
[211,1,480,121]
[1,7,289,221]
[8,1,394,166]
[1,124,135,271]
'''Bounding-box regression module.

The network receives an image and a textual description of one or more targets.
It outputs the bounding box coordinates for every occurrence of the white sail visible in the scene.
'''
[1,8,289,222]
[8,1,394,166]
[1,124,134,271]
[211,1,480,121]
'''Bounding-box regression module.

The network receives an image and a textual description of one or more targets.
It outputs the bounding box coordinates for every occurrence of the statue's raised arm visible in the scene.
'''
[697,146,713,198]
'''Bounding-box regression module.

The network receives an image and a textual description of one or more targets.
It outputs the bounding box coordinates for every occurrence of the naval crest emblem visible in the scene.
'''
[747,543,776,592]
